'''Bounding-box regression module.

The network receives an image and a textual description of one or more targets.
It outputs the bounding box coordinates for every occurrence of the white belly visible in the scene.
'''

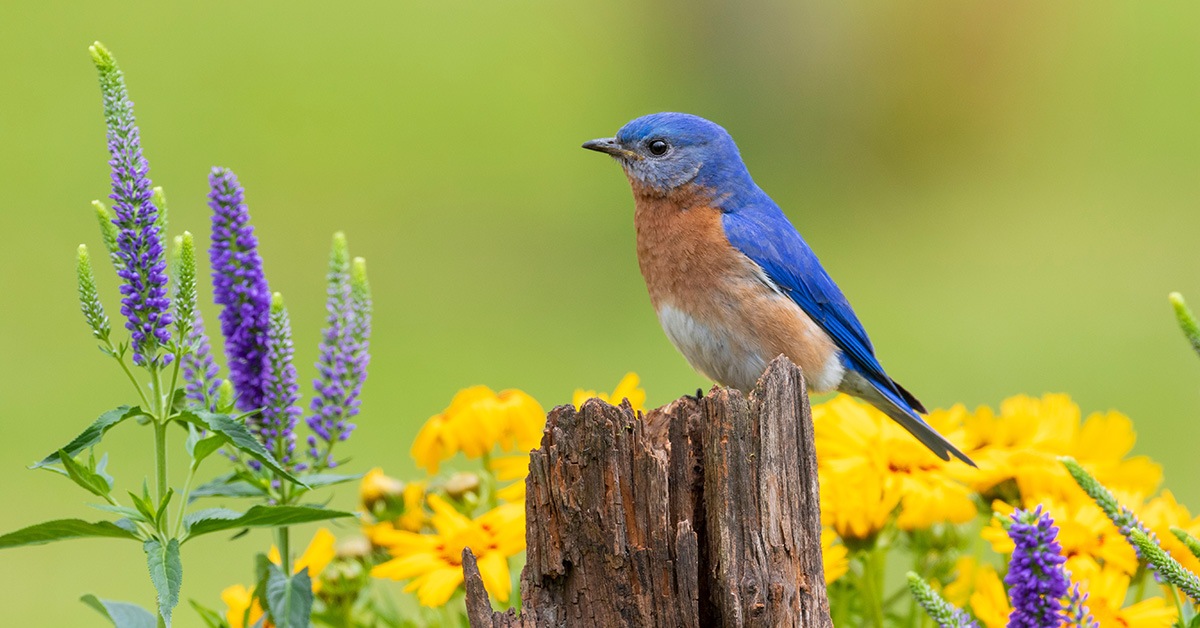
[656,303,846,393]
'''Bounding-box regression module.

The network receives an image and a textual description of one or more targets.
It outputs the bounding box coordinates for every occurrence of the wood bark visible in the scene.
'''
[463,356,831,628]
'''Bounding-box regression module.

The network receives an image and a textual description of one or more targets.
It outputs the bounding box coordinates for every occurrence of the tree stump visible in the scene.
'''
[463,356,831,628]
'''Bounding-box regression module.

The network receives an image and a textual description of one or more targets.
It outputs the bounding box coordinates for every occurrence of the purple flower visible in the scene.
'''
[208,167,271,411]
[1005,506,1069,628]
[90,43,172,365]
[260,293,301,466]
[306,235,371,467]
[1063,581,1096,628]
[182,310,222,411]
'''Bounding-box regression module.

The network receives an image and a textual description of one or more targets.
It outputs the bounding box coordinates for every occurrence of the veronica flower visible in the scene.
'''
[907,572,979,628]
[306,235,371,467]
[75,245,111,342]
[260,293,302,468]
[90,42,171,365]
[1005,506,1070,628]
[173,234,221,410]
[209,167,271,411]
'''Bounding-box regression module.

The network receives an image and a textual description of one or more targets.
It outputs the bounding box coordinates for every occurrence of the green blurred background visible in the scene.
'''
[3,1,1200,624]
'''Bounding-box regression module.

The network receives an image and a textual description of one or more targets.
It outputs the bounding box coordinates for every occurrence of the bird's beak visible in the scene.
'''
[582,137,642,161]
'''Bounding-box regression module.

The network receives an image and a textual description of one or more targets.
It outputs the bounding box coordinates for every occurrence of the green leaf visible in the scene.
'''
[188,475,266,502]
[301,473,365,489]
[188,600,231,628]
[129,491,158,525]
[32,406,144,468]
[175,411,307,487]
[87,503,150,523]
[266,563,313,628]
[95,453,115,488]
[59,449,112,497]
[155,489,175,527]
[144,538,183,627]
[0,519,139,548]
[184,505,354,541]
[81,594,157,628]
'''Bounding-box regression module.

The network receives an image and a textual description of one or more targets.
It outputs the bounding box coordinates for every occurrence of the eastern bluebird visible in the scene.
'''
[583,112,974,465]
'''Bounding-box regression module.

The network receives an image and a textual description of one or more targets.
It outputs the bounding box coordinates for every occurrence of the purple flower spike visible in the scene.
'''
[1005,506,1070,628]
[306,235,371,467]
[182,310,222,411]
[208,167,271,411]
[90,43,172,366]
[260,293,301,466]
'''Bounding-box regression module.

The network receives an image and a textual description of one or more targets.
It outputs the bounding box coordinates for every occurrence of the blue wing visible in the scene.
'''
[720,201,905,402]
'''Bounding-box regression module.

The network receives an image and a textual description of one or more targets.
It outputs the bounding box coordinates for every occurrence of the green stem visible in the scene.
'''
[481,451,498,511]
[860,549,886,628]
[1135,565,1148,602]
[164,348,183,419]
[108,345,151,408]
[1169,583,1184,626]
[277,526,291,575]
[153,420,169,520]
[173,464,198,538]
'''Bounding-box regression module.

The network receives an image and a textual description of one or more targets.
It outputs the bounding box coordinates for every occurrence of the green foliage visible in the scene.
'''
[174,410,308,486]
[58,449,112,497]
[76,244,111,342]
[188,600,231,628]
[0,518,139,548]
[182,505,355,540]
[1172,527,1200,561]
[31,405,144,468]
[906,572,974,628]
[266,564,314,628]
[188,474,266,501]
[1171,293,1200,358]
[92,200,121,264]
[81,594,158,628]
[145,538,184,627]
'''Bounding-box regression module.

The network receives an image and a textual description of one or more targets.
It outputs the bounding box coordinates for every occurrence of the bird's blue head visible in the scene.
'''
[583,113,755,200]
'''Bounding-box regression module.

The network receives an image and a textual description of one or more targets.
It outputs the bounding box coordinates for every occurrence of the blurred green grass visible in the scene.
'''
[2,0,1200,624]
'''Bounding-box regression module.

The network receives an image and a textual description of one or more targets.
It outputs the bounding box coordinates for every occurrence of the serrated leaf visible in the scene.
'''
[81,594,158,628]
[181,508,242,534]
[0,519,139,548]
[192,437,225,466]
[266,563,313,628]
[59,449,112,497]
[144,538,183,627]
[188,599,230,628]
[175,411,307,487]
[188,475,266,502]
[183,505,354,541]
[32,406,144,468]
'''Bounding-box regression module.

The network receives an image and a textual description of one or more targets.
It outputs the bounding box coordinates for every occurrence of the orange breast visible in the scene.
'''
[632,182,843,392]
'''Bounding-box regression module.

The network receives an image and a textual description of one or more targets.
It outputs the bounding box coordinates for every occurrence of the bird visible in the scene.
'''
[582,112,974,466]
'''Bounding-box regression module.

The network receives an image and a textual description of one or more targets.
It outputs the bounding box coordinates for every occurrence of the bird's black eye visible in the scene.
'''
[648,139,669,156]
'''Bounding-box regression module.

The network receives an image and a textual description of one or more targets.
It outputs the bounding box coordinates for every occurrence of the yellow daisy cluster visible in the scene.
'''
[411,386,545,473]
[572,372,646,413]
[370,494,525,606]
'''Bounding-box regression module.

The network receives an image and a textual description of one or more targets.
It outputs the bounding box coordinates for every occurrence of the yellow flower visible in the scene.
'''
[814,395,974,532]
[223,529,337,627]
[941,556,1010,628]
[363,480,429,546]
[411,386,546,473]
[819,462,902,541]
[573,372,647,414]
[360,467,404,510]
[821,529,848,584]
[371,494,525,607]
[221,584,263,628]
[1068,556,1177,628]
[956,394,1161,501]
[489,454,530,504]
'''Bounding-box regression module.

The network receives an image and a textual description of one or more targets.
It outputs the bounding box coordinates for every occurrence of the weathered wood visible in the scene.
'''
[464,356,830,628]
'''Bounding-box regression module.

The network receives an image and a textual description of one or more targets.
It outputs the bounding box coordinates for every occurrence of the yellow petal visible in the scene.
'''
[475,551,512,603]
[416,567,465,607]
[295,528,337,578]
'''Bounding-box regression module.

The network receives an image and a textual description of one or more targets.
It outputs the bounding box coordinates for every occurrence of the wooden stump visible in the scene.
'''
[463,356,831,628]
